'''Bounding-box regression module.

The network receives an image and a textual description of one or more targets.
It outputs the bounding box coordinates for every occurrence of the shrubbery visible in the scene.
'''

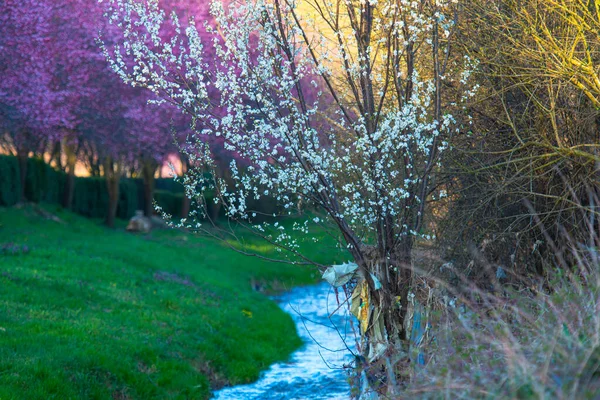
[0,156,186,220]
[0,155,20,207]
[155,177,184,194]
[0,155,284,222]
[71,177,109,218]
[24,157,65,204]
[117,179,140,220]
[154,190,184,219]
[402,214,600,399]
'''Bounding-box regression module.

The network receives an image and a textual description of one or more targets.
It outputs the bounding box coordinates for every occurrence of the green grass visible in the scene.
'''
[0,204,344,399]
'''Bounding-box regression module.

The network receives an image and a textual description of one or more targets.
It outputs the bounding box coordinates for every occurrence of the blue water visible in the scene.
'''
[213,283,356,399]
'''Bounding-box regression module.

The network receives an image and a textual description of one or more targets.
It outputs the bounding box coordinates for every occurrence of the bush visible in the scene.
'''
[0,155,215,222]
[117,179,140,220]
[72,177,108,219]
[67,177,140,220]
[399,201,600,399]
[0,155,21,206]
[154,190,184,219]
[125,178,145,212]
[43,166,66,204]
[245,193,282,220]
[155,177,184,194]
[24,157,66,204]
[24,157,45,203]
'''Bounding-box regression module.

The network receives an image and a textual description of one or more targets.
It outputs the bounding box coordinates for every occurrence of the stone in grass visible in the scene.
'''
[126,211,169,233]
[126,210,152,233]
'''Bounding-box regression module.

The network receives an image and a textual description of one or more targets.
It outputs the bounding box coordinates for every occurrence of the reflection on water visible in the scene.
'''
[213,283,356,400]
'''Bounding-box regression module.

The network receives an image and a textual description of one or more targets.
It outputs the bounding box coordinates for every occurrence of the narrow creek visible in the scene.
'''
[213,282,356,399]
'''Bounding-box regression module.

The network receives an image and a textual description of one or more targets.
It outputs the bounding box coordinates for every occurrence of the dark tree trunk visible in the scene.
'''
[49,141,62,169]
[16,148,28,203]
[62,141,77,209]
[104,157,121,228]
[90,157,101,177]
[210,200,222,222]
[359,237,412,396]
[180,157,191,219]
[364,238,413,345]
[181,195,191,219]
[63,170,75,209]
[390,239,413,342]
[141,159,158,217]
[106,177,119,228]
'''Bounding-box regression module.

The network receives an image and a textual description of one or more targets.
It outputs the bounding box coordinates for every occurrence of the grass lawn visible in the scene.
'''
[0,204,344,399]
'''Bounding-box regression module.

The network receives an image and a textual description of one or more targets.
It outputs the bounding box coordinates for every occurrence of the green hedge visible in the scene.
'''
[0,156,187,219]
[71,177,108,218]
[125,178,145,212]
[154,190,184,218]
[118,179,140,220]
[0,155,21,206]
[25,157,66,204]
[0,155,247,221]
[155,178,184,194]
[124,178,185,218]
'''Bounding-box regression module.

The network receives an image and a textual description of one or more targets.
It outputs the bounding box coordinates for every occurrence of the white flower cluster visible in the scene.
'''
[101,0,475,253]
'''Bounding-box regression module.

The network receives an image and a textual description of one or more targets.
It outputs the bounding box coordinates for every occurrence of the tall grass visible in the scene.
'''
[402,197,600,399]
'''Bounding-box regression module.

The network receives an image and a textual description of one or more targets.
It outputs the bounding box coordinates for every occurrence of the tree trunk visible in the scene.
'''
[141,159,158,217]
[104,156,121,228]
[210,200,222,222]
[390,239,413,342]
[16,147,28,203]
[181,195,191,219]
[358,237,413,395]
[49,141,62,169]
[62,140,77,209]
[90,156,101,177]
[106,175,119,228]
[180,157,191,219]
[365,239,413,343]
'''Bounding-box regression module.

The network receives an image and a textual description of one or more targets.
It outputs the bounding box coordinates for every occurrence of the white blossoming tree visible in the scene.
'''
[101,0,473,391]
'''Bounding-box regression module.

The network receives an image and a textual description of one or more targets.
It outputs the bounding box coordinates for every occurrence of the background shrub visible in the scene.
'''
[72,177,108,218]
[117,179,140,220]
[154,189,184,218]
[24,157,66,204]
[0,155,21,206]
[0,155,254,223]
[155,177,184,194]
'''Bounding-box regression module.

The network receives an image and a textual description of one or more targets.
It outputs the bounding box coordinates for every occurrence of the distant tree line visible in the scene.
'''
[0,0,236,226]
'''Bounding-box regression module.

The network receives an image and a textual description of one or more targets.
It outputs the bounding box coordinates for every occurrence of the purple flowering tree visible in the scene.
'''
[0,0,73,201]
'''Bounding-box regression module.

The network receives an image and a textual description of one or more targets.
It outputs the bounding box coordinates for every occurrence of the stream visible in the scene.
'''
[213,282,356,399]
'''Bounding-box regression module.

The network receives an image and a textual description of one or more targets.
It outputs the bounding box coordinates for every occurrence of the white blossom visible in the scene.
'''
[100,0,476,254]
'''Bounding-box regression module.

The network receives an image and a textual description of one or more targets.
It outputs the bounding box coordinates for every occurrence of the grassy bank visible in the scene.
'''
[0,205,342,399]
